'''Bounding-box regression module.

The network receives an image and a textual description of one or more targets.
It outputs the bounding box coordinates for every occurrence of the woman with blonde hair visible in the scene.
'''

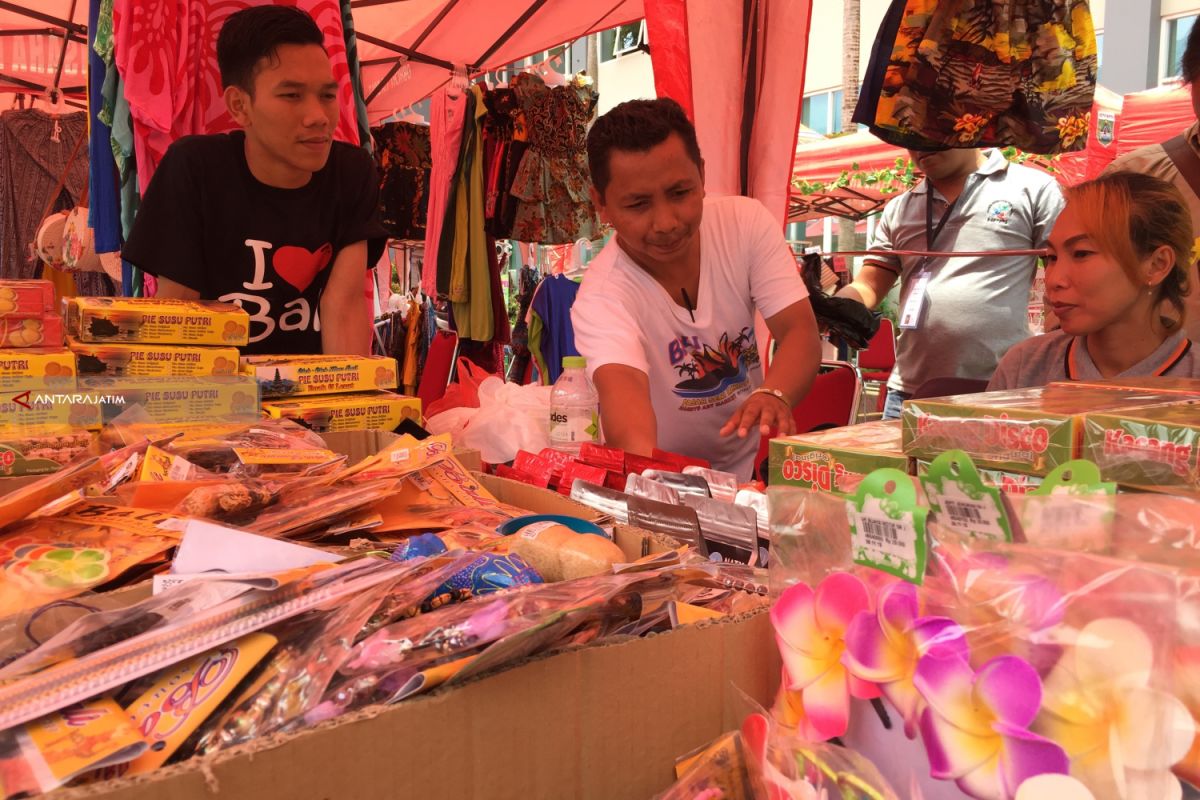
[989,171,1199,389]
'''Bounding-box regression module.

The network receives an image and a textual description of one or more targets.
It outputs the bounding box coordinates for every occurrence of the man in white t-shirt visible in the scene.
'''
[571,98,821,478]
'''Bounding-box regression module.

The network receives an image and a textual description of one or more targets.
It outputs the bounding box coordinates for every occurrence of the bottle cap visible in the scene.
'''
[562,356,586,369]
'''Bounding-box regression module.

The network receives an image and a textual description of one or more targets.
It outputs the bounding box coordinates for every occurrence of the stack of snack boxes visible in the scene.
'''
[901,383,1199,494]
[0,280,92,476]
[1057,378,1200,496]
[248,354,421,433]
[64,297,260,428]
[769,420,909,495]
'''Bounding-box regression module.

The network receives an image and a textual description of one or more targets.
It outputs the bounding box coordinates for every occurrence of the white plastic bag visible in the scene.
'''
[456,378,552,464]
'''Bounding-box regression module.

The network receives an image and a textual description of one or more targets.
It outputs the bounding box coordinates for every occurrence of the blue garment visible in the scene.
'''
[882,389,911,421]
[530,274,581,384]
[87,0,121,254]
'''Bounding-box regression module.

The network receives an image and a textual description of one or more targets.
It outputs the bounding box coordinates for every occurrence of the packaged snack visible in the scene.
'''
[0,427,95,477]
[770,420,908,494]
[78,376,261,427]
[69,339,240,378]
[0,280,55,316]
[914,459,1045,494]
[0,389,102,431]
[13,698,146,795]
[1052,377,1200,397]
[261,390,422,433]
[65,298,250,346]
[502,520,624,582]
[0,348,75,390]
[0,315,64,348]
[1081,401,1200,494]
[241,354,399,398]
[901,385,1182,476]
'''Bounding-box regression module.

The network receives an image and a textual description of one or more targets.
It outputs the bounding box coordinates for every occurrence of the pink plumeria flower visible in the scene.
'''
[772,573,880,741]
[843,581,968,738]
[915,650,1069,799]
[1034,618,1196,800]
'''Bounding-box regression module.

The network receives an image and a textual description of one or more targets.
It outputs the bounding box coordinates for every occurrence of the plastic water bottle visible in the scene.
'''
[549,356,599,454]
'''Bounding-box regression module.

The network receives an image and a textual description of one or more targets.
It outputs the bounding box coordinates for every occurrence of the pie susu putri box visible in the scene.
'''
[64,298,250,346]
[0,280,55,316]
[261,391,422,434]
[1081,401,1200,495]
[78,376,261,427]
[69,339,240,378]
[769,420,909,494]
[0,316,64,348]
[240,354,399,398]
[0,348,75,391]
[0,391,102,431]
[901,385,1187,476]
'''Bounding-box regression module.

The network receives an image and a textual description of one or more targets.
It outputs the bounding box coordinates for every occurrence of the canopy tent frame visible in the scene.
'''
[0,0,87,101]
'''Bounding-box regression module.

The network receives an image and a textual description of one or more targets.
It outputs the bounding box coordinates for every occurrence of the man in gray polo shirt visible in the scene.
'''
[836,147,1064,418]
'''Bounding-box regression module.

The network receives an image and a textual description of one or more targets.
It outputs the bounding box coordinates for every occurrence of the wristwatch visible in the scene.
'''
[751,387,790,407]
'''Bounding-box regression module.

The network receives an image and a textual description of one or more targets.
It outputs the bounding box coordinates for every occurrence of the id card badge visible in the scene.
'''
[899,266,933,330]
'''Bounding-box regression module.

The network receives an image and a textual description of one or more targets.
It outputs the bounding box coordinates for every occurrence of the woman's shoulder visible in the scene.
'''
[990,329,1073,390]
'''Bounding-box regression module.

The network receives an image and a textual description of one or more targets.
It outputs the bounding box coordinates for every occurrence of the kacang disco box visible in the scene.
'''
[769,420,909,494]
[1081,401,1200,495]
[69,340,240,378]
[65,298,250,346]
[901,385,1188,476]
[240,355,399,399]
[261,391,421,434]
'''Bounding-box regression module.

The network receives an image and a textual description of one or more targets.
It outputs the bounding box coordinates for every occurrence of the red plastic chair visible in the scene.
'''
[416,330,460,410]
[856,318,896,413]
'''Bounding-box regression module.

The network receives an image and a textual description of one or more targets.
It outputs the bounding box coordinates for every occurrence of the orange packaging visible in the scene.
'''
[21,697,146,790]
[0,347,75,390]
[0,279,56,316]
[0,315,64,348]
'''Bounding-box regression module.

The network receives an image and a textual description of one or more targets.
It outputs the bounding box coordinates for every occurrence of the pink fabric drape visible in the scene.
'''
[113,0,360,195]
[422,87,469,297]
[645,0,813,226]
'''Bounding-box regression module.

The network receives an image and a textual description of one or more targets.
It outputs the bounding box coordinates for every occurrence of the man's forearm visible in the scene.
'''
[320,293,371,355]
[763,330,820,407]
[835,281,874,308]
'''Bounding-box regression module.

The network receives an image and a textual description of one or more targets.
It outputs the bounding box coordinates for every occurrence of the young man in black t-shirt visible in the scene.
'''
[123,6,387,355]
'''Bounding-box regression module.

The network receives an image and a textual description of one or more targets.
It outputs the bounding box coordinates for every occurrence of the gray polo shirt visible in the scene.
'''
[866,150,1065,393]
[989,328,1199,390]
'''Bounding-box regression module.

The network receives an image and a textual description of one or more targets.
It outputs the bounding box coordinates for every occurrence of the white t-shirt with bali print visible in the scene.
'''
[571,195,809,478]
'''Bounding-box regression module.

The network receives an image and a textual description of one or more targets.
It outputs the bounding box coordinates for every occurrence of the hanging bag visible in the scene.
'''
[31,129,101,273]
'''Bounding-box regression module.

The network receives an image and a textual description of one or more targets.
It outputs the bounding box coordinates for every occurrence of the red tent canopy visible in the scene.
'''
[788,131,914,221]
[0,1,88,103]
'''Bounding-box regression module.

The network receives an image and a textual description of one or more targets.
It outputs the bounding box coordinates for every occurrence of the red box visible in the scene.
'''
[512,450,557,485]
[624,454,675,477]
[494,463,551,489]
[0,280,55,316]
[604,470,627,491]
[557,462,609,495]
[0,315,64,348]
[652,448,710,471]
[578,442,626,473]
[537,448,575,483]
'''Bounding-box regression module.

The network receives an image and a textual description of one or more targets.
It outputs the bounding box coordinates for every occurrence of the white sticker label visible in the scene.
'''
[390,448,411,464]
[167,456,192,482]
[899,270,932,330]
[518,521,558,540]
[849,498,920,579]
[926,481,1007,541]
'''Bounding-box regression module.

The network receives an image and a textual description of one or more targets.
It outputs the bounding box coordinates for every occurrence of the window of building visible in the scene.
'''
[801,89,845,135]
[1164,14,1198,81]
[600,21,647,62]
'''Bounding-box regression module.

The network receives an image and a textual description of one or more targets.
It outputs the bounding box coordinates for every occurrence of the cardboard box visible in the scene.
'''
[261,391,421,434]
[62,611,775,800]
[901,385,1184,476]
[65,298,250,346]
[241,354,399,399]
[1081,401,1200,494]
[0,348,75,390]
[70,340,241,379]
[0,315,64,348]
[0,279,55,315]
[769,420,908,494]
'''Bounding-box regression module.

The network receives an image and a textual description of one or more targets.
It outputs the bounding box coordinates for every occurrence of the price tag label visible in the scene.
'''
[847,468,928,584]
[920,450,1011,542]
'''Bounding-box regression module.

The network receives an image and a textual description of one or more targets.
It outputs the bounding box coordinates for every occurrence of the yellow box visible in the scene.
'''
[65,298,250,346]
[69,339,240,378]
[261,391,422,434]
[78,376,261,426]
[0,348,75,391]
[0,425,95,477]
[0,390,102,431]
[240,354,399,398]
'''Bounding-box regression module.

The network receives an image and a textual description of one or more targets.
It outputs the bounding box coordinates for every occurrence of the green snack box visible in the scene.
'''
[769,420,909,495]
[1050,378,1200,397]
[901,385,1184,476]
[914,459,1044,494]
[1081,401,1200,495]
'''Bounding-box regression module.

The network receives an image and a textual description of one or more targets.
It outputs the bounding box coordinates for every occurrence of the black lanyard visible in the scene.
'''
[925,188,960,255]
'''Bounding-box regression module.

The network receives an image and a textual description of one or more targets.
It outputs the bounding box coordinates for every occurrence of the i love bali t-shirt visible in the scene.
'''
[123,130,387,355]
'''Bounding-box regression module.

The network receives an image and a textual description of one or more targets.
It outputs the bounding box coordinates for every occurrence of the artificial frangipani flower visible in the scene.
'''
[772,573,879,741]
[1034,617,1197,800]
[1014,773,1096,799]
[843,580,967,738]
[915,650,1070,800]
